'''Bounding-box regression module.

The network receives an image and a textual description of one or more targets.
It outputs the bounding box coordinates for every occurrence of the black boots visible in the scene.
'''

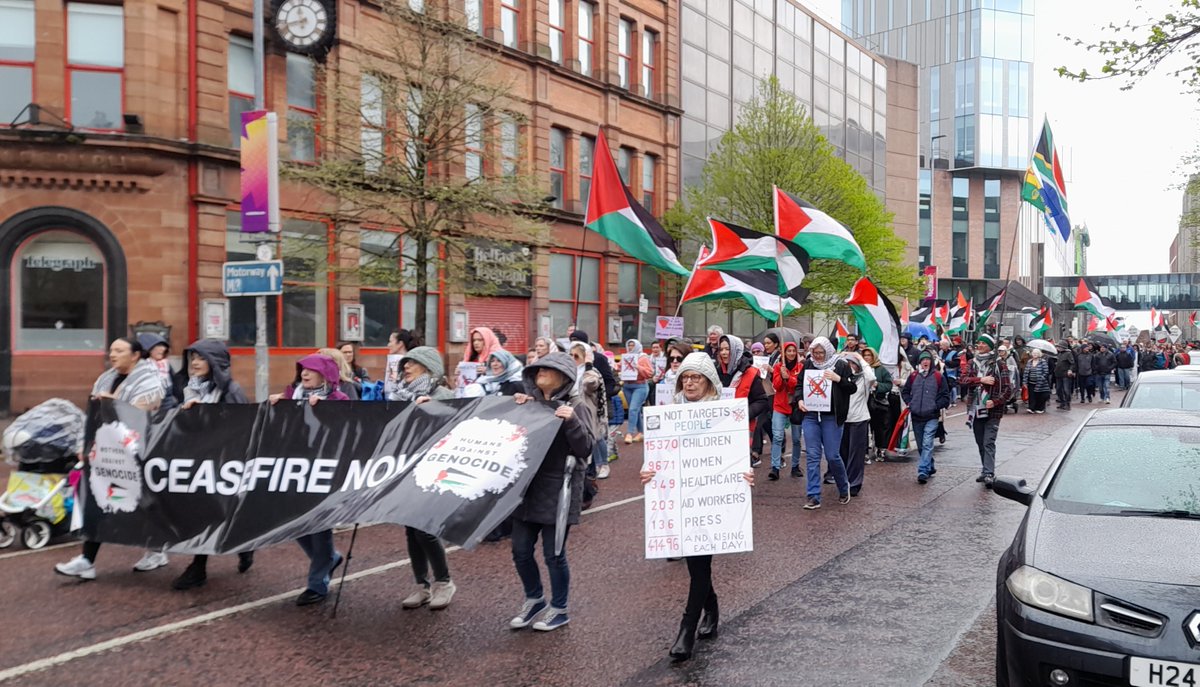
[172,562,207,590]
[669,622,697,662]
[237,551,255,573]
[697,599,719,639]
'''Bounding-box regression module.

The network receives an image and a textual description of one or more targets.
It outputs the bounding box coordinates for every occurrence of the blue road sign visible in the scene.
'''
[223,260,284,296]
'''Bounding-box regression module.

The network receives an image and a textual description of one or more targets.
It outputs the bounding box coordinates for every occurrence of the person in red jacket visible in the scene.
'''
[715,335,770,468]
[768,342,802,481]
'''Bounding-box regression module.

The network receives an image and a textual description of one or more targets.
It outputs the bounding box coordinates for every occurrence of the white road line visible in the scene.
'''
[0,541,75,560]
[0,493,646,682]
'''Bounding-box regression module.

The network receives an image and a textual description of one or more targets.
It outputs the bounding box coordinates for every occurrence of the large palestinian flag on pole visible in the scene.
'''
[1030,305,1052,339]
[1073,278,1114,319]
[584,129,689,276]
[697,217,811,294]
[944,291,972,335]
[681,248,810,321]
[773,186,867,272]
[846,277,901,366]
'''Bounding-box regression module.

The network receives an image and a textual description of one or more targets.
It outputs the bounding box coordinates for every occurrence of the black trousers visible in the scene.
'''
[752,406,772,455]
[683,555,717,627]
[406,527,450,586]
[840,420,869,490]
[1029,390,1051,412]
[868,401,890,450]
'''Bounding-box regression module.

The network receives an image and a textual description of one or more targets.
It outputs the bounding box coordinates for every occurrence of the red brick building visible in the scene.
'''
[0,0,681,412]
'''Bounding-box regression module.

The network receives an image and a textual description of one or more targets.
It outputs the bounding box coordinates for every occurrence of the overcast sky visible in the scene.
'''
[805,0,1200,328]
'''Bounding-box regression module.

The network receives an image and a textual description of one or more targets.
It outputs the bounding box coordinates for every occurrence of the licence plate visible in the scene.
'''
[1131,657,1200,687]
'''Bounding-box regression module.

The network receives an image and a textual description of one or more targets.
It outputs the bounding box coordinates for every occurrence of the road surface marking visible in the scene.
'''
[0,541,75,560]
[0,494,646,682]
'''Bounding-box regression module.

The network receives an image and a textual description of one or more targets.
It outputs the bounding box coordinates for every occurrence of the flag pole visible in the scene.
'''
[995,188,1027,337]
[673,250,704,318]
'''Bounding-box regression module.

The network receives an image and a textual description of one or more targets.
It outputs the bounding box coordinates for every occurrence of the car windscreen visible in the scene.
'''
[1125,382,1200,410]
[1045,425,1200,515]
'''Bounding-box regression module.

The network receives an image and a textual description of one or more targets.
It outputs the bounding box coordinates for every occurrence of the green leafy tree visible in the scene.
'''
[286,0,546,340]
[664,76,922,317]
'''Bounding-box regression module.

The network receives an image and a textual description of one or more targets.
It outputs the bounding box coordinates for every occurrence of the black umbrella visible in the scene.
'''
[753,327,805,346]
[1087,332,1119,347]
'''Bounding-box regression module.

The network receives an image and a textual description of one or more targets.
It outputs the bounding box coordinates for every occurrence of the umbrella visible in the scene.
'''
[904,323,937,342]
[1087,332,1118,347]
[555,452,576,556]
[1026,339,1057,355]
[754,327,804,346]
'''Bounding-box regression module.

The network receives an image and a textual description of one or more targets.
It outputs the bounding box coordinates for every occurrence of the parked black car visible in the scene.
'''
[994,409,1200,687]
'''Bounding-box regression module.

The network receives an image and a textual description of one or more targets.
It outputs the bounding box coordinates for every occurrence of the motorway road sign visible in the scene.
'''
[223,260,284,296]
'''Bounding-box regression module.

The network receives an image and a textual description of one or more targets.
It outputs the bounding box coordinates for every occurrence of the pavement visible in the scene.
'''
[0,392,1121,686]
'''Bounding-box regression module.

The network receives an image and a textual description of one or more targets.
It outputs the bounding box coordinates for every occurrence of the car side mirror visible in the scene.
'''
[992,476,1035,506]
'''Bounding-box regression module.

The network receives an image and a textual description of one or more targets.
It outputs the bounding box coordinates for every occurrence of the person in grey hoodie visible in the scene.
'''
[640,352,754,662]
[393,346,459,612]
[172,339,254,590]
[507,352,594,633]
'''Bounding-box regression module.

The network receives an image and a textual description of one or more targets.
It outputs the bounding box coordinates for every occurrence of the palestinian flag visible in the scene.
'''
[1073,278,1113,319]
[584,129,689,276]
[846,277,902,366]
[900,297,911,326]
[1087,316,1099,333]
[697,217,811,294]
[773,186,867,272]
[681,247,810,321]
[976,289,1005,327]
[832,319,851,349]
[944,291,972,335]
[910,305,934,327]
[1030,305,1053,339]
[933,301,951,330]
[1106,313,1124,332]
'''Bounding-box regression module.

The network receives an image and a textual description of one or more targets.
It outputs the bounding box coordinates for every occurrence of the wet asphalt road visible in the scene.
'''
[0,395,1111,686]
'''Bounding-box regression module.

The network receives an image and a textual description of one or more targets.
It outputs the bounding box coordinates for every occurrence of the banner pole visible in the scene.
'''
[673,251,703,318]
[331,524,359,618]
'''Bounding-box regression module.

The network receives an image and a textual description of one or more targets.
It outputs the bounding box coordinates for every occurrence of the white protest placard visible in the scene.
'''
[802,369,832,412]
[654,316,685,340]
[655,381,673,405]
[384,354,404,397]
[454,361,480,398]
[642,397,753,559]
[720,387,736,400]
[753,355,770,379]
[619,354,640,381]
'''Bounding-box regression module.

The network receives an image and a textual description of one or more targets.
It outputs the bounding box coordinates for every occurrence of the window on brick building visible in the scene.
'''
[500,115,519,176]
[405,85,423,173]
[464,103,483,180]
[617,146,632,185]
[578,134,594,210]
[0,0,35,126]
[286,53,317,162]
[549,127,567,209]
[641,29,657,99]
[358,229,441,348]
[13,231,106,351]
[500,0,519,49]
[617,18,633,90]
[618,261,661,342]
[577,1,595,77]
[549,252,601,338]
[67,3,124,130]
[226,212,330,348]
[360,73,384,173]
[548,0,564,64]
[642,153,656,213]
[464,0,482,34]
[228,35,255,148]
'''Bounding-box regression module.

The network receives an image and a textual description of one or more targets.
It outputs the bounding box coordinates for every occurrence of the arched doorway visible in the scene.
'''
[0,207,128,414]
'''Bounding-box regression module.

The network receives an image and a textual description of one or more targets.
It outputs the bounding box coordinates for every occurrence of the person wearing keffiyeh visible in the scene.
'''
[958,333,1015,488]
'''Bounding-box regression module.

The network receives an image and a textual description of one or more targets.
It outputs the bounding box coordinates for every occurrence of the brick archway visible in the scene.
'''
[0,207,129,414]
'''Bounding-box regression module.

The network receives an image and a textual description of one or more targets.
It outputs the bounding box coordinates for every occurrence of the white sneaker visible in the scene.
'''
[133,550,169,572]
[597,464,611,479]
[401,586,431,609]
[55,554,96,580]
[428,580,457,610]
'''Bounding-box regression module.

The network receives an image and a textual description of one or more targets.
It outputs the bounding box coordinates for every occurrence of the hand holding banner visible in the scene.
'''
[802,370,832,412]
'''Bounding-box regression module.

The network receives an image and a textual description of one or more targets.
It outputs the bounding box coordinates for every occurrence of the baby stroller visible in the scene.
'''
[0,399,85,550]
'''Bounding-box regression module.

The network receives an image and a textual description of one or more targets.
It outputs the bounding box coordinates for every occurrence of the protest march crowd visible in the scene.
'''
[36,322,1195,663]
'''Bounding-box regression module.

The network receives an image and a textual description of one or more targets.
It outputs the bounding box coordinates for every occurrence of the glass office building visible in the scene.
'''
[1044,274,1200,312]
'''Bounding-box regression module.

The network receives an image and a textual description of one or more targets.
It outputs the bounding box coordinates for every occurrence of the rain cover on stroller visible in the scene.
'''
[2,399,85,473]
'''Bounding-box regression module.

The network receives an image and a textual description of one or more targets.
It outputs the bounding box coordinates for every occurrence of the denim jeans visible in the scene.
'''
[802,414,848,500]
[406,527,450,586]
[912,417,938,477]
[770,410,802,471]
[624,383,648,435]
[1097,374,1110,401]
[1056,376,1074,406]
[972,416,1001,475]
[610,395,625,426]
[1116,367,1130,389]
[511,519,571,611]
[296,529,340,595]
[592,435,608,472]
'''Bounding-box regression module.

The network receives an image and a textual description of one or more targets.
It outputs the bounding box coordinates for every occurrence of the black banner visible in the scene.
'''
[79,397,563,554]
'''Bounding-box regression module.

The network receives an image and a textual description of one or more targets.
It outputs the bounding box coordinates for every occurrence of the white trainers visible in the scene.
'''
[55,554,96,580]
[597,464,611,479]
[401,586,431,609]
[428,580,457,610]
[133,550,169,572]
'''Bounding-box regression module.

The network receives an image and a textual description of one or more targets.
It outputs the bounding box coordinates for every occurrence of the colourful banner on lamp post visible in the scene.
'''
[922,265,938,303]
[240,110,280,234]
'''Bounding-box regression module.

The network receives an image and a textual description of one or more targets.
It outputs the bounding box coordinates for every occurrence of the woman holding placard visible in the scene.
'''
[619,339,654,443]
[715,335,770,465]
[792,337,854,510]
[640,352,754,663]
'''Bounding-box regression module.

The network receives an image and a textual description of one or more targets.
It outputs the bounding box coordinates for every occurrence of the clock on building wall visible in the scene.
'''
[272,0,336,55]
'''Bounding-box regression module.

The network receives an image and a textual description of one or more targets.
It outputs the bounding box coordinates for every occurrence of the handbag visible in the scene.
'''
[868,392,889,414]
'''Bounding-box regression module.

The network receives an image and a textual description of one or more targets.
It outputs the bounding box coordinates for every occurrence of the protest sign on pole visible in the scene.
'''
[654,316,685,340]
[802,370,832,412]
[642,398,753,559]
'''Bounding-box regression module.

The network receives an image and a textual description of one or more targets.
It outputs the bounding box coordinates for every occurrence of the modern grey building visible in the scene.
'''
[842,0,1035,298]
[679,0,920,338]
